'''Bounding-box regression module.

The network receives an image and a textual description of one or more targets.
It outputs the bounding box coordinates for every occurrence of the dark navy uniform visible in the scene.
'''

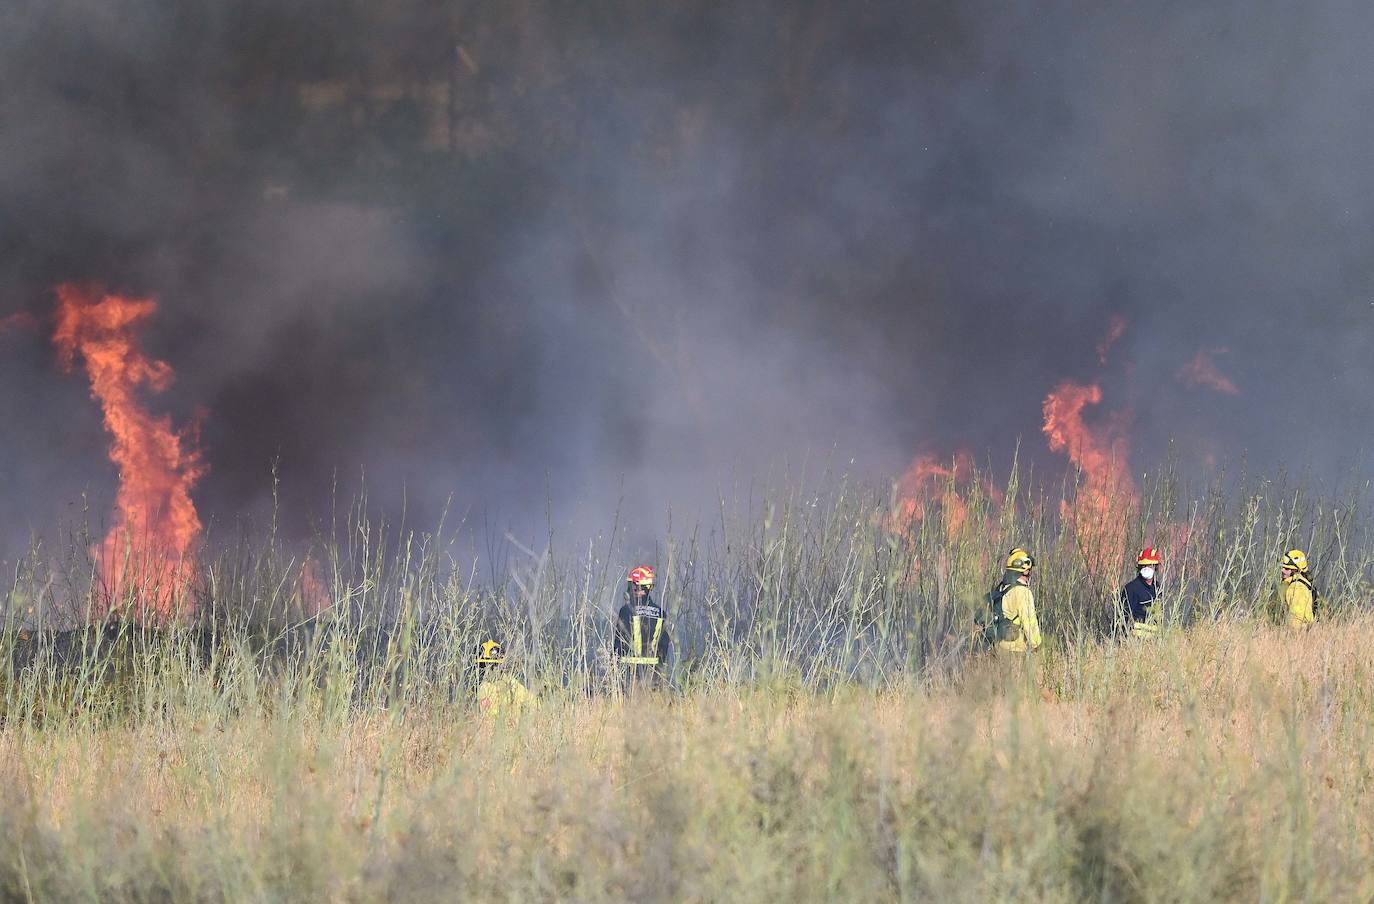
[1120,575,1159,637]
[615,596,670,666]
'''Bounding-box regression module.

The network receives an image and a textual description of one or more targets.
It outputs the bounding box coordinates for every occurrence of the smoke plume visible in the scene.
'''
[1,1,1372,563]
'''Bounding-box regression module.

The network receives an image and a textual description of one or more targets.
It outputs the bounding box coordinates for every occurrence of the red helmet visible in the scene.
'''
[1137,547,1161,567]
[628,566,656,588]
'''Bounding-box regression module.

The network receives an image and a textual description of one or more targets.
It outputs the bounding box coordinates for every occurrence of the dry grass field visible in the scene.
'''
[3,468,1372,901]
[3,620,1373,901]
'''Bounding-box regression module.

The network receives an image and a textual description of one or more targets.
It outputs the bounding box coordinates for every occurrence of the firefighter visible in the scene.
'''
[614,565,670,684]
[474,639,537,718]
[1280,549,1316,630]
[1120,547,1162,638]
[992,548,1042,653]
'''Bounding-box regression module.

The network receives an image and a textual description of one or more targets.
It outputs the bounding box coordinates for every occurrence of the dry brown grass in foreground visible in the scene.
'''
[3,618,1373,902]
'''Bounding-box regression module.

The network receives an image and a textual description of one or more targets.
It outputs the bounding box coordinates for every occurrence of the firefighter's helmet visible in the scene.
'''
[1006,548,1035,574]
[476,639,505,664]
[1137,547,1162,567]
[1281,549,1309,574]
[628,565,656,588]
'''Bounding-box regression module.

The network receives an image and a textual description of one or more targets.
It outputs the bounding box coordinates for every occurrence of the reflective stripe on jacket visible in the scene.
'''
[615,600,669,665]
[621,613,665,665]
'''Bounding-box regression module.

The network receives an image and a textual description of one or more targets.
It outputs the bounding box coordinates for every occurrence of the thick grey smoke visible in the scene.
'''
[1,1,1371,562]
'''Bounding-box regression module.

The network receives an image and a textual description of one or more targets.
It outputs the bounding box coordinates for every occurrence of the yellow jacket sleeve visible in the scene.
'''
[997,584,1042,652]
[1285,580,1314,629]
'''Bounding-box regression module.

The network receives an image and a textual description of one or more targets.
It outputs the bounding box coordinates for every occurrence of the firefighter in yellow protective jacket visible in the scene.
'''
[992,548,1042,653]
[1280,550,1316,630]
[474,640,537,718]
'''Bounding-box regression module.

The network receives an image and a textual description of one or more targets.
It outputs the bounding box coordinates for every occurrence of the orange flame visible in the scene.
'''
[53,284,206,616]
[890,452,1004,587]
[1042,380,1137,568]
[893,453,971,537]
[1177,348,1239,395]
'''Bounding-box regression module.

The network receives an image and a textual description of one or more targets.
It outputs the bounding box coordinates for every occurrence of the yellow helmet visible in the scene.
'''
[476,639,505,664]
[1281,549,1309,574]
[1005,547,1035,574]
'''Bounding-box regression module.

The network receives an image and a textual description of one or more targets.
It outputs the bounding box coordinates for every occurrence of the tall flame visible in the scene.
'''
[53,284,206,616]
[1042,380,1137,569]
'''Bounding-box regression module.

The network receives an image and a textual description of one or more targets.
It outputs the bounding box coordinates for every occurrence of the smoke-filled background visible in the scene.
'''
[1,1,1371,563]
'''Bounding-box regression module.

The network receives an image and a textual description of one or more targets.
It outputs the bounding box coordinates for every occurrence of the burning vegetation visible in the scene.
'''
[36,289,1238,623]
[893,319,1141,577]
[52,284,206,617]
[892,452,976,538]
[1041,379,1137,573]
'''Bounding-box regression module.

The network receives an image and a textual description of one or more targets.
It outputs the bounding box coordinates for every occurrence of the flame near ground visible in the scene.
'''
[47,287,1237,615]
[891,314,1244,579]
[52,284,206,617]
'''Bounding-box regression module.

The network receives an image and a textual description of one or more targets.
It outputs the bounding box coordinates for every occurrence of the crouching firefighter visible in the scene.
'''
[474,639,537,719]
[977,548,1042,653]
[1280,549,1317,630]
[614,566,670,686]
[1121,547,1162,638]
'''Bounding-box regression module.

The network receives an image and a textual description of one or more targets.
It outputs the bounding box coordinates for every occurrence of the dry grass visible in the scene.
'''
[2,468,1372,900]
[2,619,1373,902]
